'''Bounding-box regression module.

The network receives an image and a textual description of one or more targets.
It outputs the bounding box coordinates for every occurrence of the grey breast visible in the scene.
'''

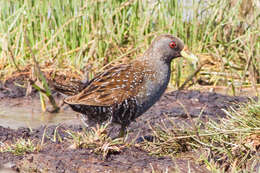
[135,61,171,117]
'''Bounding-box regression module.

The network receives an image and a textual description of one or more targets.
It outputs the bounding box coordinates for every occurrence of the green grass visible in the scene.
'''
[0,0,259,89]
[140,100,260,172]
[0,138,40,155]
[67,123,127,159]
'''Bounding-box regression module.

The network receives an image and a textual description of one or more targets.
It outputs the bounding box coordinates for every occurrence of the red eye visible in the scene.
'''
[169,41,176,48]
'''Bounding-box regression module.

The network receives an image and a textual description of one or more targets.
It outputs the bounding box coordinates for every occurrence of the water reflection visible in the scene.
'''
[0,98,79,129]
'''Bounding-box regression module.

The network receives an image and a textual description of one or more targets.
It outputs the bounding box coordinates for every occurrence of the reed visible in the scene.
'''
[0,0,258,90]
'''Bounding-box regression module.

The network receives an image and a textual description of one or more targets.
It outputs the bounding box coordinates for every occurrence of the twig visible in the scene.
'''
[178,62,206,90]
[24,29,59,113]
[8,46,21,72]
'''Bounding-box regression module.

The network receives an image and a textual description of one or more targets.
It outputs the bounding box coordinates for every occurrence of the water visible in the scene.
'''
[0,97,80,129]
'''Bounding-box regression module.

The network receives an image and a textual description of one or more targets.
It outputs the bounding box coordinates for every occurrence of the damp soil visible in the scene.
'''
[0,77,257,172]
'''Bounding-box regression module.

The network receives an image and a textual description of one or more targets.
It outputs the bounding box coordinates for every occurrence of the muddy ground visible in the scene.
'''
[0,78,257,172]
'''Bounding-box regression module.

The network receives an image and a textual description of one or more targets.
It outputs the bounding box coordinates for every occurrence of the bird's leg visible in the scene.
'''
[107,105,118,138]
[106,115,114,137]
[118,125,126,138]
[79,114,89,129]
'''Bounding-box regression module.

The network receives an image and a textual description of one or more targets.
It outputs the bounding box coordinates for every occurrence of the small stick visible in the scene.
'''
[178,62,206,90]
[8,46,21,72]
[24,30,59,113]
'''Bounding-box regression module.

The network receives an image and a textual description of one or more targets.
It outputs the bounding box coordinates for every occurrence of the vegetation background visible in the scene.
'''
[0,0,259,95]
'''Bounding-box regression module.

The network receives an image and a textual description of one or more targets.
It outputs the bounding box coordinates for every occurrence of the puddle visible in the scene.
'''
[0,97,79,129]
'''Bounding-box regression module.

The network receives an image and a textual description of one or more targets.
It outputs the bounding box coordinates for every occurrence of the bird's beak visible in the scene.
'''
[180,46,198,64]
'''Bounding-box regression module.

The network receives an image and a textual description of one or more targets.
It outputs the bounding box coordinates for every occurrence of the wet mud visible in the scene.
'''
[0,78,256,172]
[0,124,211,173]
[0,75,30,99]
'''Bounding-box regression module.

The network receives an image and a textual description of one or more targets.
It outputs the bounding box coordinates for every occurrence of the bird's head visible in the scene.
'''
[147,34,198,64]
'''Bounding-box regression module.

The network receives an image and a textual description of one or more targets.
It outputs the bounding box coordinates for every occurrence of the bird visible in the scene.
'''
[63,34,197,137]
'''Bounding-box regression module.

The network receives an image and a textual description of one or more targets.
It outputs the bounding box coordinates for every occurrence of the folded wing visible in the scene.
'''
[64,62,151,106]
